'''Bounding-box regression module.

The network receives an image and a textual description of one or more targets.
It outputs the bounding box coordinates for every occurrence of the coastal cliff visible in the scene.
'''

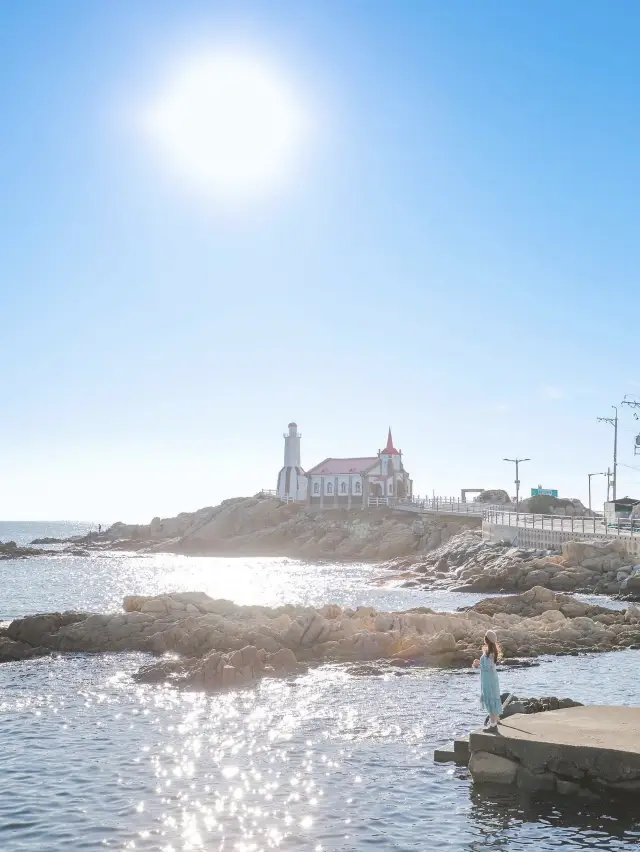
[98,496,481,561]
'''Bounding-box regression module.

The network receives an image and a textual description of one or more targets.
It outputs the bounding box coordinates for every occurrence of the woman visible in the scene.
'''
[472,629,502,733]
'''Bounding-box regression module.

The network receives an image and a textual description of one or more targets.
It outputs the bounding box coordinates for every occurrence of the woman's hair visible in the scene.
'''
[484,634,502,664]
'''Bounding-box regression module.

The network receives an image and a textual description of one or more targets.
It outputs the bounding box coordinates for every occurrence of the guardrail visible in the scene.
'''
[398,497,515,516]
[483,508,640,538]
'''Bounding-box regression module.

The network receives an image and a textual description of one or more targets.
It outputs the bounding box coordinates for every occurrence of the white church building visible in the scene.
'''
[276,422,413,508]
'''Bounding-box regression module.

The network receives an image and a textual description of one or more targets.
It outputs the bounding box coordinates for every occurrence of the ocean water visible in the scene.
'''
[1,522,640,851]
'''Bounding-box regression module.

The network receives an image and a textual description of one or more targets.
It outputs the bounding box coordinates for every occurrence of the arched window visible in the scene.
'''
[341,482,347,493]
[388,482,394,493]
[313,482,320,494]
[327,482,333,494]
[355,481,361,493]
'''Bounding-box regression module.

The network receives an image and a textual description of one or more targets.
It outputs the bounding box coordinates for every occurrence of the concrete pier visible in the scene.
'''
[468,706,640,794]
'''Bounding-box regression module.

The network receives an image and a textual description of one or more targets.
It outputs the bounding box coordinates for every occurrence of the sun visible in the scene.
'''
[143,50,308,201]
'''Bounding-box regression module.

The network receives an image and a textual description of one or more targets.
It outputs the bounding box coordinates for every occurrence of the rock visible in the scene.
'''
[1,587,636,693]
[474,490,512,505]
[141,600,168,614]
[625,604,640,623]
[0,636,50,662]
[557,779,581,795]
[468,751,518,785]
[517,766,556,792]
[519,496,595,516]
[0,541,50,560]
[6,611,89,647]
[502,700,526,718]
[96,497,483,561]
[270,647,298,673]
[522,570,550,588]
[123,596,146,612]
[299,613,331,646]
[387,529,638,598]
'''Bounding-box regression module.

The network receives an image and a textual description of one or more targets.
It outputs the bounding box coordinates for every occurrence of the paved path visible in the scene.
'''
[496,706,640,753]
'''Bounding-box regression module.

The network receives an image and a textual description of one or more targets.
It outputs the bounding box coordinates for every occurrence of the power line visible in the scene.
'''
[620,463,640,473]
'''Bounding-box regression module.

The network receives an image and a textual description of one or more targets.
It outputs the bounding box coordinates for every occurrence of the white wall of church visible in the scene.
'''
[308,475,364,498]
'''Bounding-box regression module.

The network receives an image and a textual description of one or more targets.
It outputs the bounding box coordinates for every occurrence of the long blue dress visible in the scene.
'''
[479,652,502,716]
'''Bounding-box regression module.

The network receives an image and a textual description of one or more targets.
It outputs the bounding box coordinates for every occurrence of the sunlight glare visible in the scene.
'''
[143,50,308,201]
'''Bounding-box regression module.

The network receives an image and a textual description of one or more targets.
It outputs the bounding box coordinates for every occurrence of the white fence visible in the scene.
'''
[396,497,513,516]
[368,497,389,507]
[483,508,640,539]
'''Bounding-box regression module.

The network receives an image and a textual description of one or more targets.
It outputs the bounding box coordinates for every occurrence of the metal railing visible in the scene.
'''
[397,497,514,516]
[483,508,640,538]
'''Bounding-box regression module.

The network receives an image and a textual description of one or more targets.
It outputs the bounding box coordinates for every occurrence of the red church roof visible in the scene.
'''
[381,428,399,455]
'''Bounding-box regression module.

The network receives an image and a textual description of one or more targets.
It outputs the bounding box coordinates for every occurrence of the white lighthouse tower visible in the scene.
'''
[276,422,307,501]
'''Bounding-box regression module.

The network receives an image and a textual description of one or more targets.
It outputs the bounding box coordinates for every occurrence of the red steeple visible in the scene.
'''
[383,427,399,455]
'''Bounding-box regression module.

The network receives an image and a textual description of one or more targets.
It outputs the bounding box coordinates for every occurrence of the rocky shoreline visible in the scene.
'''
[19,497,479,562]
[0,541,51,560]
[386,530,640,599]
[2,586,640,690]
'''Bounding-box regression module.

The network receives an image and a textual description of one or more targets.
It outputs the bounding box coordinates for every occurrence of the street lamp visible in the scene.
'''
[503,458,530,510]
[587,471,607,513]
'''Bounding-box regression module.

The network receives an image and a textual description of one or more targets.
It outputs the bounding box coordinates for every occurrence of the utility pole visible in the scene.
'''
[587,471,607,513]
[503,458,530,512]
[597,406,618,501]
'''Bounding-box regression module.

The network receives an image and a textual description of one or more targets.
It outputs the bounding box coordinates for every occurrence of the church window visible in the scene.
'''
[341,482,347,493]
[355,482,361,493]
[327,482,333,494]
[313,482,320,494]
[388,483,394,493]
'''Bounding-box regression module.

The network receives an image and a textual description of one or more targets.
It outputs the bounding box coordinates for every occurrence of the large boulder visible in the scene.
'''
[474,490,511,505]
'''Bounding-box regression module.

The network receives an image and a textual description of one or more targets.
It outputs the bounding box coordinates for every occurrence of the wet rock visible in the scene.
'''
[557,779,581,795]
[0,635,50,662]
[517,766,556,792]
[387,531,637,597]
[0,541,50,560]
[3,589,639,692]
[468,751,518,784]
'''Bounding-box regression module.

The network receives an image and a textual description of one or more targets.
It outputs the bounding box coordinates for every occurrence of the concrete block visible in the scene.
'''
[434,743,456,763]
[454,736,470,763]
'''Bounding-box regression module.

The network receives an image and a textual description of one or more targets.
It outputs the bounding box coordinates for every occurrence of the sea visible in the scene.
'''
[1,520,640,852]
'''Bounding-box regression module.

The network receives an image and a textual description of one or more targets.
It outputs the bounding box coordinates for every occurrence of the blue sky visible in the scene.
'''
[2,0,640,521]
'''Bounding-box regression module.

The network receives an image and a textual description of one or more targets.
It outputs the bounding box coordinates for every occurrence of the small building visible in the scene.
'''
[276,423,413,508]
[604,497,640,525]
